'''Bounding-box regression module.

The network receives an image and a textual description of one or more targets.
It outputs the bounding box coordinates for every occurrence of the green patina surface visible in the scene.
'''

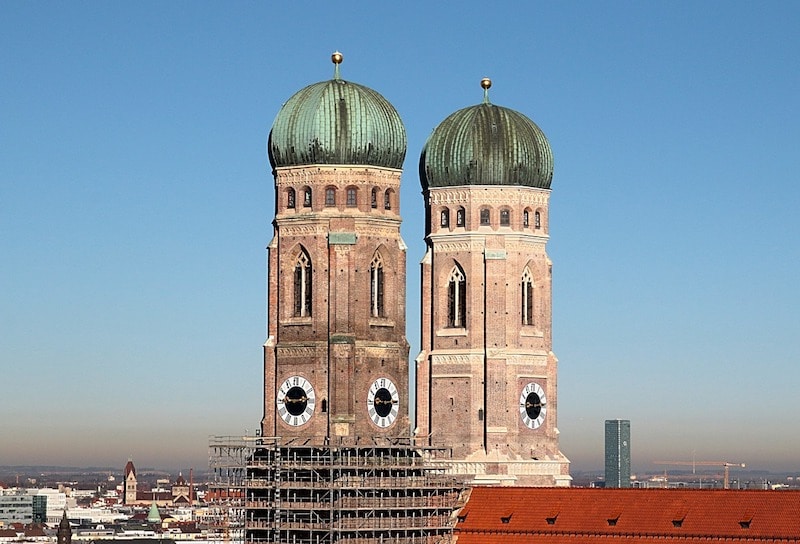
[420,103,553,190]
[269,79,406,170]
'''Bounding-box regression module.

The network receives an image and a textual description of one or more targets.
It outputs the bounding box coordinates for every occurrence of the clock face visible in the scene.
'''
[519,382,547,429]
[367,377,399,428]
[277,375,315,427]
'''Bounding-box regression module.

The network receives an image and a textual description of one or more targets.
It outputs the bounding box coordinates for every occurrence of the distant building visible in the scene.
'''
[605,419,631,488]
[0,489,36,525]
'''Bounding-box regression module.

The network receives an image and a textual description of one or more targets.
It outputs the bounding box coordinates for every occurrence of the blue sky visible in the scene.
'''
[2,1,798,474]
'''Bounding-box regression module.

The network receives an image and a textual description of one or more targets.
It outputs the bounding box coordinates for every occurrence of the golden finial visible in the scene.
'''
[481,77,492,104]
[332,51,343,79]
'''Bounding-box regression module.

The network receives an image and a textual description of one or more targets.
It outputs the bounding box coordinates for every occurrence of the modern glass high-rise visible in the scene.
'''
[605,419,631,488]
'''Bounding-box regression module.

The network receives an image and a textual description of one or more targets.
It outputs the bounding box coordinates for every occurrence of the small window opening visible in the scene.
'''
[371,188,378,209]
[523,210,529,227]
[287,188,296,209]
[456,208,465,227]
[346,187,357,207]
[500,209,510,226]
[325,187,336,207]
[303,188,312,207]
[480,208,490,225]
[534,211,541,229]
[440,208,450,228]
[384,190,391,210]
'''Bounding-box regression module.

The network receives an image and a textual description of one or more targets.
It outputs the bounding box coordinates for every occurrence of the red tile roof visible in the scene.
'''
[454,487,800,543]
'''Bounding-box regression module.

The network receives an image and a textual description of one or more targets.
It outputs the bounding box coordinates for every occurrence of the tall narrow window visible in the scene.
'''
[447,265,466,328]
[456,207,465,227]
[500,209,510,226]
[325,187,336,207]
[521,268,534,326]
[535,211,541,229]
[523,210,529,228]
[287,188,296,209]
[293,250,312,317]
[440,208,450,228]
[303,188,312,207]
[384,190,392,210]
[371,188,378,209]
[480,208,490,225]
[346,187,357,207]
[370,254,385,318]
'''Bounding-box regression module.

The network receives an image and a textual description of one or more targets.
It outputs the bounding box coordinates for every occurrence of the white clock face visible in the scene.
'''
[519,382,547,429]
[277,375,315,427]
[367,377,399,428]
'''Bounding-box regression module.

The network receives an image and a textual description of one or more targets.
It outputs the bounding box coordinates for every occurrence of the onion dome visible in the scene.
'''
[420,78,553,190]
[269,52,407,170]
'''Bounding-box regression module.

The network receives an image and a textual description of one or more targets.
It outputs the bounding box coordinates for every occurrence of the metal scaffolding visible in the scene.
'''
[242,436,465,544]
[209,436,262,543]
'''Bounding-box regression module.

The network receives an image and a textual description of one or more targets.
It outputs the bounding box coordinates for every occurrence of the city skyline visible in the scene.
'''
[3,2,799,473]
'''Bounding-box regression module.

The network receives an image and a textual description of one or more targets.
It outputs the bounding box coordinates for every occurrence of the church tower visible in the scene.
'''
[262,52,410,441]
[416,79,570,485]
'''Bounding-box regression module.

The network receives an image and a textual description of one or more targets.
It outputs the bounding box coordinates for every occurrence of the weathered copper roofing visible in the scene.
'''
[268,55,406,170]
[420,84,553,190]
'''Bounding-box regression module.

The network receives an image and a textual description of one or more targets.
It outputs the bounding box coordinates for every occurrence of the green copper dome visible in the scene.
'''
[268,54,406,170]
[420,82,552,190]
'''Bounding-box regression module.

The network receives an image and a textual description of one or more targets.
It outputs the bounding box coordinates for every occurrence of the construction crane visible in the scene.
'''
[654,460,746,489]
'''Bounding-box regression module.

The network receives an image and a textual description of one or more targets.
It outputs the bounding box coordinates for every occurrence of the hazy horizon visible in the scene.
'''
[3,2,799,476]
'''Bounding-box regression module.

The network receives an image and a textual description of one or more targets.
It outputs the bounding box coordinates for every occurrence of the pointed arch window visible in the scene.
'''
[370,253,385,317]
[287,188,296,209]
[521,268,534,326]
[535,211,542,229]
[293,250,312,317]
[440,208,450,228]
[447,265,466,328]
[523,210,530,228]
[384,189,392,210]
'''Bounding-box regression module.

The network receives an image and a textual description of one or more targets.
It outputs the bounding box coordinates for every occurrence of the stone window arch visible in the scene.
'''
[370,253,385,318]
[447,264,466,328]
[521,267,534,326]
[456,207,465,227]
[500,208,511,226]
[325,187,336,207]
[293,249,312,317]
[346,186,358,207]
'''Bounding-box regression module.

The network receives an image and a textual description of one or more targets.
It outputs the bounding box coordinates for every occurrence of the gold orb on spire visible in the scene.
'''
[481,77,492,90]
[331,51,343,65]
